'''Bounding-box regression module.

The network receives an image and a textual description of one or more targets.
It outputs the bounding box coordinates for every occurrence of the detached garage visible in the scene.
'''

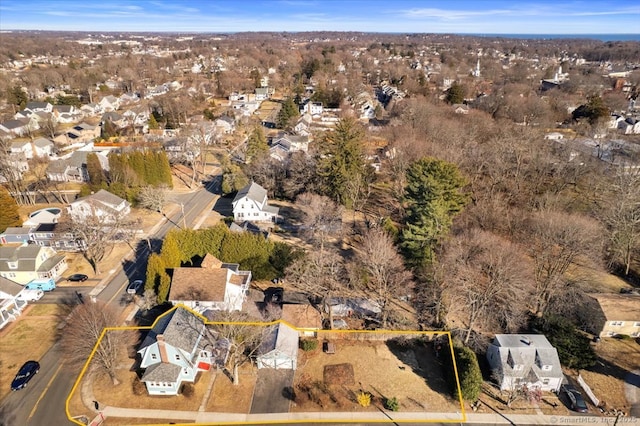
[257,322,299,370]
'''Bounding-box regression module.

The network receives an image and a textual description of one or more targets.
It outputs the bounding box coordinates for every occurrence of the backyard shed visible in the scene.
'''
[256,322,299,370]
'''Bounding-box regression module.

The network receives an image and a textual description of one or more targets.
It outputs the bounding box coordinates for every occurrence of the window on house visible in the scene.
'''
[542,378,550,385]
[175,354,181,361]
[610,321,624,326]
[241,204,244,209]
[151,353,157,360]
[634,322,640,327]
[254,212,259,216]
[541,365,552,371]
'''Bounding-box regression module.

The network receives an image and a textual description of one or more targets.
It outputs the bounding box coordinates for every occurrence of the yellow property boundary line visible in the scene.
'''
[66,305,466,425]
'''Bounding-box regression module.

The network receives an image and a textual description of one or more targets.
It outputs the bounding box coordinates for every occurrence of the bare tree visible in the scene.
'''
[207,311,268,385]
[41,114,58,139]
[353,227,413,328]
[137,184,168,213]
[596,169,640,276]
[296,192,343,252]
[59,301,133,385]
[443,229,533,344]
[526,210,603,317]
[286,247,347,329]
[61,208,138,274]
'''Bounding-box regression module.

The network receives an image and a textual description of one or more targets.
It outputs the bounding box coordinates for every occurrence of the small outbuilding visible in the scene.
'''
[256,322,299,370]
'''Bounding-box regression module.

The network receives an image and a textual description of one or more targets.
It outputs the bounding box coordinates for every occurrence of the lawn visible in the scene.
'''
[291,338,461,413]
[0,309,59,400]
[206,363,257,413]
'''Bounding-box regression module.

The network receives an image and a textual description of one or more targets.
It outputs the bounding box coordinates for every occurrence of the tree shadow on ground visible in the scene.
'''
[212,195,233,217]
[385,337,450,395]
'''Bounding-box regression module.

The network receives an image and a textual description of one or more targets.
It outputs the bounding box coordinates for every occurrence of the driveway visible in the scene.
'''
[626,370,640,417]
[250,369,295,414]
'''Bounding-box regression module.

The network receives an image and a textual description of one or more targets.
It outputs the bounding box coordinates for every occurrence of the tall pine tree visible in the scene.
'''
[400,157,468,267]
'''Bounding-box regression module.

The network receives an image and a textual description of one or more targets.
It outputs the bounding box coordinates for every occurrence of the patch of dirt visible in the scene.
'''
[324,363,355,386]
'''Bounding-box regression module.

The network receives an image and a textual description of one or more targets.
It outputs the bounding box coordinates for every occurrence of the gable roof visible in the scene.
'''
[592,294,640,321]
[281,304,322,330]
[232,181,267,204]
[140,307,204,354]
[73,189,125,209]
[169,267,229,303]
[33,137,53,148]
[0,246,49,273]
[259,322,298,359]
[490,334,563,378]
[0,276,24,296]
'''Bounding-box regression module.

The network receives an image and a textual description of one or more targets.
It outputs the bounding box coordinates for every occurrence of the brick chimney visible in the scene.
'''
[157,334,169,363]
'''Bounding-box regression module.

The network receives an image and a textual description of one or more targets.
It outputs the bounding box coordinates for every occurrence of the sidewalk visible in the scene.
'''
[96,405,634,425]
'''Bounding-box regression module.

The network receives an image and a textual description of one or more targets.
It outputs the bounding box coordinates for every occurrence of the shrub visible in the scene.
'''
[453,345,483,401]
[132,377,146,396]
[384,396,399,411]
[300,339,319,351]
[357,391,371,407]
[181,383,194,398]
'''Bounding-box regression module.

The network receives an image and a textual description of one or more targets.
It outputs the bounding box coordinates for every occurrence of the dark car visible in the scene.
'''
[11,361,40,391]
[562,384,588,413]
[67,274,88,282]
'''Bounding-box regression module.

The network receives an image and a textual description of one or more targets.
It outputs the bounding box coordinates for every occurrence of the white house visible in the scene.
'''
[0,276,29,330]
[168,255,251,313]
[25,101,53,113]
[10,140,34,159]
[67,189,131,223]
[32,138,54,157]
[214,116,235,134]
[137,307,230,396]
[486,334,563,393]
[256,322,299,370]
[304,101,323,116]
[232,182,279,223]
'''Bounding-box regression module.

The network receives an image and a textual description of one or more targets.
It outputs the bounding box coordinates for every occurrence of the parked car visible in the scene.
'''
[562,384,589,413]
[126,280,144,295]
[11,361,40,391]
[67,274,88,282]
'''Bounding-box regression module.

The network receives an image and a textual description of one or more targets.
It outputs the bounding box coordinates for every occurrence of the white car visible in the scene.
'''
[126,280,144,295]
[18,289,44,302]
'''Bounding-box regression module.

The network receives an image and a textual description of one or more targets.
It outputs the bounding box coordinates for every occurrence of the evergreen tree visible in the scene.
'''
[446,82,465,104]
[145,253,166,292]
[0,187,21,232]
[276,98,299,129]
[160,231,182,268]
[156,151,173,188]
[129,151,145,184]
[400,157,468,267]
[245,125,268,163]
[7,85,27,110]
[143,151,159,186]
[101,119,118,139]
[317,117,367,206]
[157,273,171,304]
[148,114,160,130]
[86,153,105,186]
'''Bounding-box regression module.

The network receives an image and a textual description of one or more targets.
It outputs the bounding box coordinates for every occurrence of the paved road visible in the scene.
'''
[0,179,220,426]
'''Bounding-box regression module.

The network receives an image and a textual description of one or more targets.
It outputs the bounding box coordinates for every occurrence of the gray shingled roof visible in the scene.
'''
[75,189,126,208]
[140,307,204,355]
[232,181,267,204]
[0,276,23,297]
[0,246,47,272]
[33,137,53,148]
[491,334,563,379]
[140,363,182,383]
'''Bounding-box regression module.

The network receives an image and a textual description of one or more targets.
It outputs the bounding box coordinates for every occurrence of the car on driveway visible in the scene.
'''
[67,274,88,282]
[126,279,144,295]
[562,384,589,413]
[11,361,40,391]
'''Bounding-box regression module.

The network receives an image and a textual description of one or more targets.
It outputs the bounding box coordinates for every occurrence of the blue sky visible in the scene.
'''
[1,1,639,34]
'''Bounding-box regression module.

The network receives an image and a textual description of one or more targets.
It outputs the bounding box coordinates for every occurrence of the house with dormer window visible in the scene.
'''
[0,246,67,285]
[486,334,563,393]
[137,307,230,396]
[231,181,279,223]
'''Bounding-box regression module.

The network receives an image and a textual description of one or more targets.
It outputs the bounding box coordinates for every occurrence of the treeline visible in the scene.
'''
[81,150,173,202]
[146,223,301,303]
